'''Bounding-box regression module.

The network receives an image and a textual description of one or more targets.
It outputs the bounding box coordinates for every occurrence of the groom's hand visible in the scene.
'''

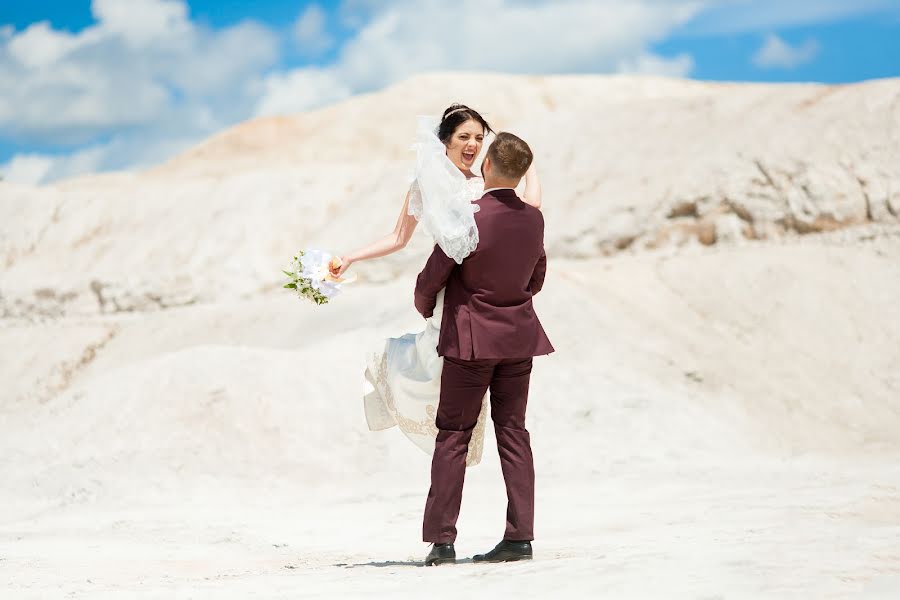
[529,249,547,295]
[414,291,435,319]
[415,244,455,319]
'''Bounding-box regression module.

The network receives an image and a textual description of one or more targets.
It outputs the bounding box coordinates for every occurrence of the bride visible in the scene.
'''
[332,104,542,466]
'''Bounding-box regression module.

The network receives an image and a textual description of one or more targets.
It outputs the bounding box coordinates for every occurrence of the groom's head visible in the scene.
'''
[481,132,533,188]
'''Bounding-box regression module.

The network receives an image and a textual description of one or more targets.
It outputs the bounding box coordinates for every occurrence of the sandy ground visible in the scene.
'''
[3,247,900,598]
[4,463,899,599]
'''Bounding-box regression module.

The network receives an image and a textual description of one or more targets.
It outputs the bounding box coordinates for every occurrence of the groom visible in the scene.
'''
[414,132,554,566]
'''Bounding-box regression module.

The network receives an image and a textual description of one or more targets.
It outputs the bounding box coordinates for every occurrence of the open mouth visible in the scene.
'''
[461,151,475,163]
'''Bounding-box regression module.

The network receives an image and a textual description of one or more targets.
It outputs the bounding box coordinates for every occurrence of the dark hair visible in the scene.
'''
[436,103,492,144]
[485,132,533,179]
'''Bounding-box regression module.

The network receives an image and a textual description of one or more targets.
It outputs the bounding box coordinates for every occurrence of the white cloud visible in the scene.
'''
[254,68,352,117]
[618,52,695,77]
[1,132,203,185]
[293,4,334,55]
[678,0,899,36]
[3,0,714,183]
[1,154,55,184]
[350,0,699,79]
[7,21,85,68]
[752,34,819,69]
[0,0,278,146]
[255,0,704,115]
[91,0,191,45]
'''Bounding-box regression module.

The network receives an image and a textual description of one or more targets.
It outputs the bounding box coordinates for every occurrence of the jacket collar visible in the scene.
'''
[481,188,519,200]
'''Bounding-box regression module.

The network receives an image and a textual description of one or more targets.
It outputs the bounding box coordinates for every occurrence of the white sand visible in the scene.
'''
[2,74,900,598]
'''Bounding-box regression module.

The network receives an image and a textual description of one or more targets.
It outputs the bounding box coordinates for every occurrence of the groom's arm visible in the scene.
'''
[529,248,547,295]
[414,244,456,318]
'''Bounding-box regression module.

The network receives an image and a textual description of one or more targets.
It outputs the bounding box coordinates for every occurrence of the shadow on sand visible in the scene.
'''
[335,558,475,568]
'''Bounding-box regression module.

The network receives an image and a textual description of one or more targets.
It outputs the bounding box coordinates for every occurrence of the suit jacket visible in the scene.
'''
[414,188,554,360]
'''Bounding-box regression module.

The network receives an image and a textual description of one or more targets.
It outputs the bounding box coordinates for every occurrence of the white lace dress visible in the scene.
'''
[363,176,487,467]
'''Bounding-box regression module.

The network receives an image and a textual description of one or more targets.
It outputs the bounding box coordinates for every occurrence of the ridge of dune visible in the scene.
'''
[2,73,898,319]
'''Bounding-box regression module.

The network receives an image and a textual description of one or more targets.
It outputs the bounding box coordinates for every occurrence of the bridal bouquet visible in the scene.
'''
[283,249,351,305]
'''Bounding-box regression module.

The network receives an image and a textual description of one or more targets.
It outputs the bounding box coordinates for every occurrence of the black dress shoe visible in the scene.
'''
[473,540,533,563]
[425,542,456,566]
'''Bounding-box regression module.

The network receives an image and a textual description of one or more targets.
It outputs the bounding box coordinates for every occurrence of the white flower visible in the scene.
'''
[298,248,331,286]
[318,280,340,299]
[283,247,351,305]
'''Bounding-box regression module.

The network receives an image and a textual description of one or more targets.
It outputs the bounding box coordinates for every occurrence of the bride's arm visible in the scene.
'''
[333,189,419,276]
[521,161,542,210]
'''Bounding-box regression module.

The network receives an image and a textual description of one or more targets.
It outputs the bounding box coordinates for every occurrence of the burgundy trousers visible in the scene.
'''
[422,356,535,544]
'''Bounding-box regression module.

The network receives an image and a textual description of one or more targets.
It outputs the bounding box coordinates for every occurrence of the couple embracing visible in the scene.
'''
[332,105,553,565]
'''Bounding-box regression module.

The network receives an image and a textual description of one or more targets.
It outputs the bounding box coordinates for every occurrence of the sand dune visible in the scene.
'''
[2,74,900,598]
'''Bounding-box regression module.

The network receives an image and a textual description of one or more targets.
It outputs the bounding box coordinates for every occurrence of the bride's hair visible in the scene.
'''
[437,104,492,144]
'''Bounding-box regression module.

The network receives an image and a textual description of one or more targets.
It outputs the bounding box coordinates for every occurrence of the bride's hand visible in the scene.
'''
[330,255,352,277]
[522,161,542,209]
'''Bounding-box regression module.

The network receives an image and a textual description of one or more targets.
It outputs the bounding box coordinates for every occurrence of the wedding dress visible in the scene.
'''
[363,118,487,466]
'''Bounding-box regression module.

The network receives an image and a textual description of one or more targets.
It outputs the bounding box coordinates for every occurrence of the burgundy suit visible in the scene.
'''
[414,188,553,544]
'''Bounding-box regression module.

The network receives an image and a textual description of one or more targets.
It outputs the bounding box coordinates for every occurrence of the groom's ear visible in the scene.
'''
[481,156,491,177]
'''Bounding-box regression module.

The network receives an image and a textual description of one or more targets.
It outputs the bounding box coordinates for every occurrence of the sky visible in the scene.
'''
[1,0,899,184]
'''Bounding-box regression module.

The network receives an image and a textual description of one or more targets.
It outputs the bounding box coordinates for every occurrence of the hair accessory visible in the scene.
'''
[442,106,468,120]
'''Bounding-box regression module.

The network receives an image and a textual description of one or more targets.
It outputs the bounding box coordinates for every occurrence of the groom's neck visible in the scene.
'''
[483,176,520,190]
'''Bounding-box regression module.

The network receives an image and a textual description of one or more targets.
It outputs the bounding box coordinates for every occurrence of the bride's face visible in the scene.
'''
[445,119,485,173]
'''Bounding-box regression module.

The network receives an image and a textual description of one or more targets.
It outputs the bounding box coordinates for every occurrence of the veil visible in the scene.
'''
[406,115,479,264]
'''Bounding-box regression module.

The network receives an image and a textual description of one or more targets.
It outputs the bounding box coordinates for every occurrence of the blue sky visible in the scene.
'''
[1,0,899,184]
